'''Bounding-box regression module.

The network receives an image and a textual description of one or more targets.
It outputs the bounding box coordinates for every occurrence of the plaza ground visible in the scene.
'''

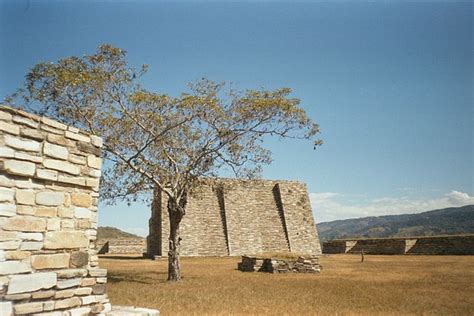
[100,254,474,315]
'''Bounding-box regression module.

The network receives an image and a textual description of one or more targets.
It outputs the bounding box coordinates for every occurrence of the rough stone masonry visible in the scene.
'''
[147,178,322,257]
[0,105,158,316]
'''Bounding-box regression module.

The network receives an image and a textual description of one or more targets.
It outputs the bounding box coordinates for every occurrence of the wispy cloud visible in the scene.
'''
[311,190,474,223]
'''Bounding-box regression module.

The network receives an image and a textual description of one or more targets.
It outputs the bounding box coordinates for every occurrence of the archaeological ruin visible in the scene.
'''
[147,179,321,257]
[0,105,158,316]
[322,235,474,255]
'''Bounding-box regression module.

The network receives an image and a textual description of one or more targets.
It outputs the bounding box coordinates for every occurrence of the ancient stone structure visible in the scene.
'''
[238,255,321,274]
[0,105,158,316]
[147,179,321,257]
[96,238,146,255]
[322,235,474,255]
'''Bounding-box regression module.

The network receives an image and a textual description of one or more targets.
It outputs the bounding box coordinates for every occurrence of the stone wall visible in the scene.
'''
[147,179,321,257]
[238,255,321,274]
[322,235,474,255]
[0,105,112,315]
[96,238,146,255]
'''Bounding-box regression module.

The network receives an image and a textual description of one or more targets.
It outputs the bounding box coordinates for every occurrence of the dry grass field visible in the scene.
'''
[100,254,474,315]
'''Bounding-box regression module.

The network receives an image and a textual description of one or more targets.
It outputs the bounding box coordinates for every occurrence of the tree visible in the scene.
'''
[13,44,322,281]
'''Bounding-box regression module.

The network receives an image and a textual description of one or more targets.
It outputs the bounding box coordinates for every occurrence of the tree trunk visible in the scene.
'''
[167,194,186,282]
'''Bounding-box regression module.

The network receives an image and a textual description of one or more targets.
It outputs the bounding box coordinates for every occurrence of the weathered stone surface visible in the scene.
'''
[87,155,102,169]
[43,142,69,160]
[0,147,15,158]
[44,231,89,249]
[36,169,58,181]
[47,218,61,231]
[54,289,75,299]
[71,193,92,207]
[18,232,43,241]
[13,115,38,128]
[70,251,89,267]
[90,135,103,148]
[58,175,86,186]
[69,154,87,165]
[14,301,43,315]
[14,152,43,163]
[3,160,36,177]
[0,231,18,241]
[43,159,80,175]
[36,192,65,206]
[14,179,43,189]
[57,277,82,289]
[81,278,96,286]
[2,216,46,232]
[15,190,35,205]
[70,307,92,316]
[41,117,67,130]
[0,240,20,250]
[74,287,93,296]
[4,135,41,152]
[32,253,70,269]
[31,290,55,299]
[0,260,31,275]
[16,205,34,215]
[0,188,14,203]
[4,293,31,300]
[20,128,45,141]
[0,302,13,316]
[77,142,101,156]
[0,120,20,135]
[7,272,56,294]
[42,300,56,312]
[58,207,73,218]
[0,175,14,187]
[88,268,107,277]
[4,250,31,260]
[65,131,90,143]
[35,207,58,217]
[20,241,43,251]
[56,268,87,279]
[54,297,81,309]
[74,207,91,219]
[0,203,16,217]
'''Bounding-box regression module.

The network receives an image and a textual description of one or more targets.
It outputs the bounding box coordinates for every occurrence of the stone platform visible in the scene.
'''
[107,305,159,316]
[238,255,321,273]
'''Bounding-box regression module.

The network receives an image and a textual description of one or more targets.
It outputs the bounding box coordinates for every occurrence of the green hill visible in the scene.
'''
[317,205,474,242]
[97,226,143,240]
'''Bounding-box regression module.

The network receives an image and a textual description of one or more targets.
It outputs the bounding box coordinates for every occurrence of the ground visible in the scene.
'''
[100,254,474,315]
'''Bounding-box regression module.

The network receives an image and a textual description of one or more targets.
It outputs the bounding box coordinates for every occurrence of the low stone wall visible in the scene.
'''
[0,105,159,316]
[322,235,474,255]
[238,256,321,273]
[96,238,146,255]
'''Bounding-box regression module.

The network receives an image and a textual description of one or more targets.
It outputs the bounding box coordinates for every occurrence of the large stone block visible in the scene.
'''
[0,204,16,217]
[44,231,89,249]
[87,155,102,169]
[0,260,32,275]
[32,253,70,269]
[43,159,80,175]
[74,207,91,219]
[43,142,69,160]
[2,215,46,232]
[0,187,14,202]
[4,135,41,152]
[36,192,65,206]
[54,297,81,309]
[15,190,36,205]
[3,160,36,177]
[70,251,89,268]
[0,302,13,316]
[0,121,20,135]
[13,302,43,315]
[7,272,57,294]
[36,169,58,181]
[71,193,92,207]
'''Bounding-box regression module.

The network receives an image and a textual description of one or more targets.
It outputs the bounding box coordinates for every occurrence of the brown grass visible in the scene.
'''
[100,254,474,315]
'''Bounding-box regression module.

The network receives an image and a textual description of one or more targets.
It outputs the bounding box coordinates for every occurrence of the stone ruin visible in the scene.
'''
[147,179,321,258]
[0,105,158,315]
[238,255,321,274]
[322,235,474,255]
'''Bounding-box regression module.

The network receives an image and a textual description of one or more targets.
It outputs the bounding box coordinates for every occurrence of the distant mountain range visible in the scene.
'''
[317,205,474,242]
[97,226,143,240]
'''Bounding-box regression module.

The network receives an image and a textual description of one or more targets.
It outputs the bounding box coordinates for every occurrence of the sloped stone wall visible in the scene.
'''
[322,235,474,255]
[0,105,110,315]
[147,179,321,257]
[96,238,146,255]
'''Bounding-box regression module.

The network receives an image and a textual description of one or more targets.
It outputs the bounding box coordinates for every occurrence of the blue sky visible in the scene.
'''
[1,0,472,235]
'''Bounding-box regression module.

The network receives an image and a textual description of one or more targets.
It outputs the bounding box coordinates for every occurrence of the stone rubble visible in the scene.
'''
[238,255,322,274]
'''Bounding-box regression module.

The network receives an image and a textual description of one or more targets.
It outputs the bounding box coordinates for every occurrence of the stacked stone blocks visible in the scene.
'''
[0,105,110,315]
[147,179,321,257]
[238,255,321,274]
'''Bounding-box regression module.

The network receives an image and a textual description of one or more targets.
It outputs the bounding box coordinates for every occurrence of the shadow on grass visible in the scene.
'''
[107,271,168,285]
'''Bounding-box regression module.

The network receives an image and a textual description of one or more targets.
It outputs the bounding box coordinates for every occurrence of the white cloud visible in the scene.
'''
[311,190,474,223]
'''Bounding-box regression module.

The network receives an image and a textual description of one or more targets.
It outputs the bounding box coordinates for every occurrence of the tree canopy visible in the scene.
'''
[13,44,322,281]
